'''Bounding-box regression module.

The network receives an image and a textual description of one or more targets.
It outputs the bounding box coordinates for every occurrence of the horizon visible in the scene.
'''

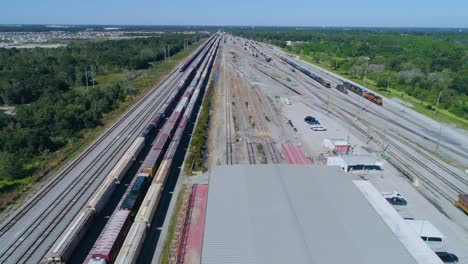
[3,0,468,28]
[1,24,467,30]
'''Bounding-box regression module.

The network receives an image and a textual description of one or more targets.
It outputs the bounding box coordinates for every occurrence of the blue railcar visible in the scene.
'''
[120,175,149,211]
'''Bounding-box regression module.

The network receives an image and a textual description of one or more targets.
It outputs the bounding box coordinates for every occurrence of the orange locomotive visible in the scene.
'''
[363,91,383,105]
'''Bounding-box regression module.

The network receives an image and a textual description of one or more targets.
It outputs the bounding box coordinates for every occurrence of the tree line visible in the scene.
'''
[0,33,204,183]
[229,28,467,119]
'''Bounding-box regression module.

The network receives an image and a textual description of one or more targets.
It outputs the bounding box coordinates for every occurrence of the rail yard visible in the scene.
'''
[170,34,468,263]
[0,31,467,264]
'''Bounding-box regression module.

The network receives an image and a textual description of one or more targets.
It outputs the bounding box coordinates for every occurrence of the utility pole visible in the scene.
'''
[167,45,171,62]
[435,122,443,153]
[434,91,443,153]
[335,47,339,70]
[364,57,370,87]
[84,67,88,89]
[91,65,95,87]
[163,45,167,63]
[436,91,442,109]
[386,76,390,93]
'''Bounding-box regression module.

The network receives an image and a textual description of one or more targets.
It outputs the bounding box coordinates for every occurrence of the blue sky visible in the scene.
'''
[2,0,467,27]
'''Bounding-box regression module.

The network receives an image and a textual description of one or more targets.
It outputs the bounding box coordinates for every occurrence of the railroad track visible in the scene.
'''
[303,97,460,204]
[278,49,468,161]
[246,140,256,164]
[266,141,279,164]
[261,43,465,202]
[0,71,186,263]
[333,102,467,197]
[22,80,186,263]
[224,55,233,165]
[0,69,182,239]
[271,53,467,197]
[264,45,468,162]
[335,92,468,161]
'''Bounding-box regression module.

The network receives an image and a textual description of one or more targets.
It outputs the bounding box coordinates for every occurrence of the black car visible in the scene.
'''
[304,116,320,125]
[385,197,407,206]
[436,252,458,263]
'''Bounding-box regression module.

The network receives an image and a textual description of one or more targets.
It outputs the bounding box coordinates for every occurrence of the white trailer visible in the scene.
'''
[405,219,445,248]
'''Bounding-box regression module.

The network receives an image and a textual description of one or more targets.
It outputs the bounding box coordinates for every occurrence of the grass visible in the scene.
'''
[0,40,204,213]
[184,61,217,176]
[161,185,187,264]
[295,53,468,130]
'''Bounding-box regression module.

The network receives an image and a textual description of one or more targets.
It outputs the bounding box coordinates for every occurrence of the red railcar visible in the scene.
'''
[90,210,132,263]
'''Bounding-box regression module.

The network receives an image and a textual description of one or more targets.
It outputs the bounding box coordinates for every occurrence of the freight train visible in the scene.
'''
[43,35,219,264]
[178,34,217,72]
[115,36,220,264]
[280,56,331,88]
[281,55,383,106]
[84,36,220,264]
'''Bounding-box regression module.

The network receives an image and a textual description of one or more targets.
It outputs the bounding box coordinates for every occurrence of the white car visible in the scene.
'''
[311,125,327,131]
[382,191,405,200]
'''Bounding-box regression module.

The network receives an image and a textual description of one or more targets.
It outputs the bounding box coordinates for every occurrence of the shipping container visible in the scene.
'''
[115,222,147,264]
[44,210,94,263]
[140,148,163,177]
[154,160,173,185]
[153,132,170,150]
[135,183,163,224]
[90,210,131,263]
[87,177,117,212]
[120,176,149,211]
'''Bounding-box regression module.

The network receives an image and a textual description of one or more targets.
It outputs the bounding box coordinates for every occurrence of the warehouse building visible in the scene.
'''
[195,165,442,264]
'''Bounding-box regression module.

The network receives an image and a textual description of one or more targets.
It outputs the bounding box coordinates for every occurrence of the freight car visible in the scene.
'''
[363,91,383,105]
[280,56,330,88]
[336,84,348,94]
[86,174,149,264]
[343,81,364,96]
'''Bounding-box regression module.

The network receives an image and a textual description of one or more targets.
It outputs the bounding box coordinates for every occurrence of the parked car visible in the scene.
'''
[385,197,407,206]
[309,120,320,125]
[436,252,459,263]
[311,126,327,131]
[382,191,406,200]
[304,116,316,122]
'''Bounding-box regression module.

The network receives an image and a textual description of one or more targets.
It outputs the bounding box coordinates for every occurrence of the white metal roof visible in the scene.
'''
[201,165,419,264]
[406,220,445,239]
[327,154,383,166]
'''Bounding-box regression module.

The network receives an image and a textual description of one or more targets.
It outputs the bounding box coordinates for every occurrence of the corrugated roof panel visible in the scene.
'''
[201,165,418,264]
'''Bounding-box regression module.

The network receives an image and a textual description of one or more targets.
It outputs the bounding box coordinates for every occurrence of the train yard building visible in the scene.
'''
[177,165,442,264]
